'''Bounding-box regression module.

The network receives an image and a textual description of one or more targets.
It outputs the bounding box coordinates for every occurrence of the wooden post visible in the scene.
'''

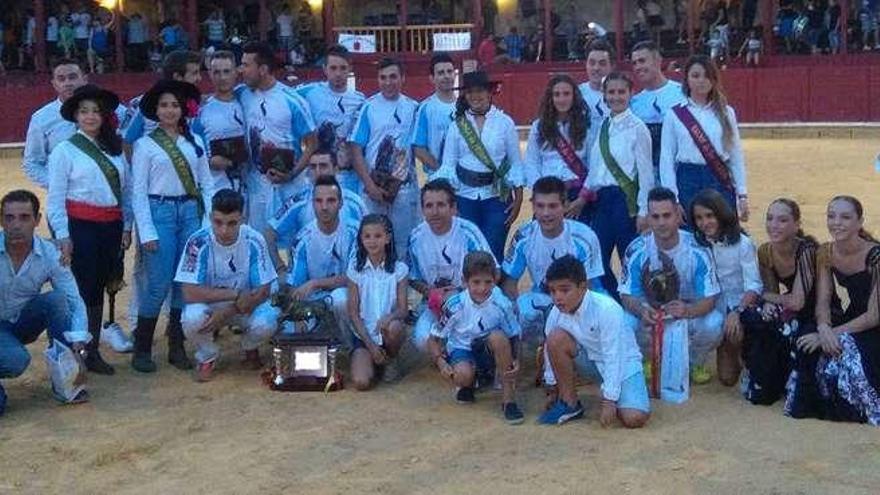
[543,0,553,61]
[188,0,199,50]
[259,0,268,42]
[840,0,848,55]
[115,5,125,72]
[762,0,776,61]
[688,0,696,56]
[323,0,335,45]
[400,0,409,52]
[613,0,624,64]
[34,0,47,72]
[472,0,482,52]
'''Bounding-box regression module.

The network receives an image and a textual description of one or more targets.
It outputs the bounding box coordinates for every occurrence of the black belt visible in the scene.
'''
[455,164,494,188]
[148,194,196,202]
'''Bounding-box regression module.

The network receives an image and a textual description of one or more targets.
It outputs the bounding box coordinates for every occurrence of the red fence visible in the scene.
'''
[2,60,880,144]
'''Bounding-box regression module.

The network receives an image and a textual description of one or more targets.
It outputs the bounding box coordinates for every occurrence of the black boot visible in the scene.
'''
[131,316,158,373]
[84,305,115,375]
[167,308,193,370]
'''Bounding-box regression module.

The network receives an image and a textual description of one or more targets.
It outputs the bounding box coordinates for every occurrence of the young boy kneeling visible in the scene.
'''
[427,251,525,425]
[538,255,651,428]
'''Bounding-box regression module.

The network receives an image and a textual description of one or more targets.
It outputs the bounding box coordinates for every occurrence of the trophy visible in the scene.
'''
[258,144,296,174]
[210,135,248,183]
[640,250,681,399]
[262,290,344,392]
[370,136,404,202]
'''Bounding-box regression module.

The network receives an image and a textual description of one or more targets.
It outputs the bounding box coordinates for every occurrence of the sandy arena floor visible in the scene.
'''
[1,138,880,495]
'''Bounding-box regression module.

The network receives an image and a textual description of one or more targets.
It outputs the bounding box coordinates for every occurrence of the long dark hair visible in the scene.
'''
[690,188,742,246]
[180,116,204,158]
[96,107,122,157]
[355,214,397,274]
[536,73,588,150]
[682,55,735,152]
[829,195,877,242]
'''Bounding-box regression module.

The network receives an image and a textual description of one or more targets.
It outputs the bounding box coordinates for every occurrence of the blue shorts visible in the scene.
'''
[575,353,651,413]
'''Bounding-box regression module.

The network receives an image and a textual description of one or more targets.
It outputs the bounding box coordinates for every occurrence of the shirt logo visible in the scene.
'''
[228,255,237,273]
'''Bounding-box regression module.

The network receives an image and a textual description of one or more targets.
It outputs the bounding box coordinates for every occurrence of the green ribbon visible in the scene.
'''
[599,119,639,217]
[455,116,511,201]
[68,133,122,205]
[149,128,204,216]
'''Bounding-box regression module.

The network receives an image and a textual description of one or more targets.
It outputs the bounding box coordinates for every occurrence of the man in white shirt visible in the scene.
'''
[411,52,456,180]
[296,44,366,193]
[408,179,494,351]
[126,13,148,71]
[193,50,248,193]
[538,255,650,427]
[21,59,89,189]
[70,7,92,55]
[238,41,317,233]
[349,57,421,260]
[0,190,91,414]
[283,176,358,345]
[176,189,279,382]
[578,39,614,153]
[618,187,723,395]
[276,5,295,52]
[46,15,59,56]
[501,177,604,336]
[629,41,687,179]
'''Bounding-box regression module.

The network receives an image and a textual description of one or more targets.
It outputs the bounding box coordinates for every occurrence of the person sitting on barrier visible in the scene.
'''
[175,189,280,382]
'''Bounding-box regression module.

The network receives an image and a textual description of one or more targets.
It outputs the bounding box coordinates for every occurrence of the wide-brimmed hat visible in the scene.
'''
[139,79,201,121]
[60,84,120,122]
[456,71,501,92]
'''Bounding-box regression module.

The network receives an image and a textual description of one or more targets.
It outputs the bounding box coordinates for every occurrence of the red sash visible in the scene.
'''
[650,310,665,399]
[66,200,122,222]
[554,135,588,188]
[671,104,735,193]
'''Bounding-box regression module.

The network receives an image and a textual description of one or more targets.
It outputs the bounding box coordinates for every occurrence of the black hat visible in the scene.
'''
[139,79,201,121]
[60,84,120,123]
[455,70,500,91]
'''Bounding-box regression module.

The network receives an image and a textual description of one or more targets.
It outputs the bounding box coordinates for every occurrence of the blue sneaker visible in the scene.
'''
[537,399,584,425]
[503,402,525,425]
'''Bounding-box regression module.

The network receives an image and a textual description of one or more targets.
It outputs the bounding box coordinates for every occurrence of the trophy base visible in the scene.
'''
[262,369,344,392]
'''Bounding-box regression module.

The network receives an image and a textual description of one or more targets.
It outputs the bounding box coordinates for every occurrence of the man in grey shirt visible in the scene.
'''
[0,190,91,415]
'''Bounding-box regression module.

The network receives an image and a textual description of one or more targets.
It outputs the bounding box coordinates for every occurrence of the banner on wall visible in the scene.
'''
[433,32,471,51]
[338,34,377,53]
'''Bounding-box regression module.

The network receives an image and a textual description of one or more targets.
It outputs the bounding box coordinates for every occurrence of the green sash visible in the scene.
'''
[455,116,511,201]
[599,119,639,217]
[68,133,122,205]
[149,128,204,216]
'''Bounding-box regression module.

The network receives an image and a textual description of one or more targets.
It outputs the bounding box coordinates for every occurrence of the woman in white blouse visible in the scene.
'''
[523,73,591,222]
[583,71,654,300]
[47,84,132,375]
[438,71,524,261]
[659,54,748,222]
[130,80,214,374]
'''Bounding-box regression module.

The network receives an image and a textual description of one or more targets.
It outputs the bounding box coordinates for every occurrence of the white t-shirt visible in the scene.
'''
[175,225,277,291]
[408,216,494,289]
[346,258,408,345]
[71,12,92,39]
[431,287,520,352]
[193,95,248,191]
[349,93,419,184]
[46,16,59,42]
[276,14,294,38]
[289,219,359,286]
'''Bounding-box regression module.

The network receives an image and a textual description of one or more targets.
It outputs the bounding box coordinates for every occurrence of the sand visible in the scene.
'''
[1,138,880,495]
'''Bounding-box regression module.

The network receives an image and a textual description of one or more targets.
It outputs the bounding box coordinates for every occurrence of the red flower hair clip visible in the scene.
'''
[186,99,200,118]
[108,112,120,130]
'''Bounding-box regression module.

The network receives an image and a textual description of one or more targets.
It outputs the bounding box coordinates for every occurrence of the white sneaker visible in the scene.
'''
[101,322,134,353]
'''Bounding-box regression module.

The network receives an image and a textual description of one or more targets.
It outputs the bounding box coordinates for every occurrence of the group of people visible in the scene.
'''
[2,37,878,430]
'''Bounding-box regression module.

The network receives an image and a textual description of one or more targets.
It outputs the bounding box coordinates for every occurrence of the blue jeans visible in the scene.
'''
[456,195,510,262]
[590,186,638,301]
[675,162,737,223]
[139,197,201,316]
[0,291,74,381]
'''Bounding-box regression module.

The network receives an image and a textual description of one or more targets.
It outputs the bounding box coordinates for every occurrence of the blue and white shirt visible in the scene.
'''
[347,258,409,345]
[437,106,525,200]
[542,290,643,402]
[408,216,494,289]
[23,98,126,188]
[268,185,367,247]
[523,119,589,187]
[296,81,365,171]
[578,81,609,154]
[410,93,456,178]
[629,79,686,126]
[349,92,419,185]
[431,287,520,352]
[503,219,604,292]
[289,219,359,287]
[174,224,277,290]
[121,94,157,145]
[192,95,248,191]
[619,230,720,302]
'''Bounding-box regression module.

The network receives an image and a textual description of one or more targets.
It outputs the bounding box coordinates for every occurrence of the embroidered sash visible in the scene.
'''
[553,134,587,187]
[671,104,735,193]
[598,119,639,217]
[68,133,122,205]
[455,116,511,201]
[149,128,204,215]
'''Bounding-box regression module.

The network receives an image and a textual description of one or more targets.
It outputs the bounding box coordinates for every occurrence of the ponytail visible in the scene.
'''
[179,117,204,158]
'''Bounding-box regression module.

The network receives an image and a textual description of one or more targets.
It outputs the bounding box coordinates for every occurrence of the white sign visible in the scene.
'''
[433,32,471,51]
[338,33,377,53]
